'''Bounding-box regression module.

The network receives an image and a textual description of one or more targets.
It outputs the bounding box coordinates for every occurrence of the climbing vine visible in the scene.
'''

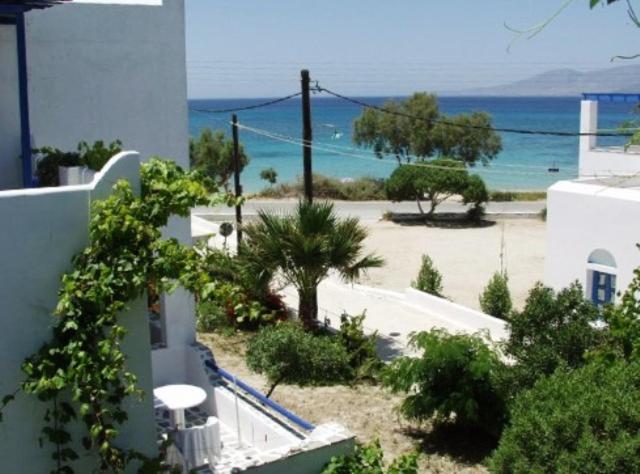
[1,158,224,472]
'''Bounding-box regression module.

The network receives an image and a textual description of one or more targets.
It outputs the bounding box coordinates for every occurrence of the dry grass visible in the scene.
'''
[199,332,491,473]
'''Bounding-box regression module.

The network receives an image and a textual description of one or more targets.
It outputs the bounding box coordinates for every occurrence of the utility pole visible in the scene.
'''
[231,114,243,252]
[301,69,313,203]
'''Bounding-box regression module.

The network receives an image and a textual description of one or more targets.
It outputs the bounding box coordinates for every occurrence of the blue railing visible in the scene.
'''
[204,360,315,432]
[582,92,640,103]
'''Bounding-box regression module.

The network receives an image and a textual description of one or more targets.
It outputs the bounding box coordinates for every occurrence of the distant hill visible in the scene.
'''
[452,64,640,96]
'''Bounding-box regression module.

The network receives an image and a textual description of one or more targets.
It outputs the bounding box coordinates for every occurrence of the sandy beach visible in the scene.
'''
[359,218,546,311]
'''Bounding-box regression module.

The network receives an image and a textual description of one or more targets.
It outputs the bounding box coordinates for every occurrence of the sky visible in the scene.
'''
[185,0,640,99]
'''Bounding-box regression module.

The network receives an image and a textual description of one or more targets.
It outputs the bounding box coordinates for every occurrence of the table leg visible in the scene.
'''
[171,408,186,429]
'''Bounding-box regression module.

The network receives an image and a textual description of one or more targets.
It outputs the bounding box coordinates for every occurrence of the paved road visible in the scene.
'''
[194,199,545,221]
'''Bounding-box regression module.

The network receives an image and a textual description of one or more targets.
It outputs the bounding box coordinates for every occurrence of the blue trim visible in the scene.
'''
[0,5,29,14]
[204,360,316,431]
[582,93,640,103]
[16,12,33,188]
[591,270,601,305]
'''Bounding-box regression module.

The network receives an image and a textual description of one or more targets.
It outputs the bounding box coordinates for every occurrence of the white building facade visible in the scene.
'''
[0,1,352,472]
[545,93,640,306]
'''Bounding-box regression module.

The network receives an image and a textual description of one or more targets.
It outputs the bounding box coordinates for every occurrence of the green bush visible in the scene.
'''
[323,440,419,474]
[479,272,512,320]
[246,323,352,396]
[462,174,489,221]
[504,281,602,390]
[260,167,278,185]
[490,361,640,474]
[411,254,443,297]
[382,329,506,436]
[34,140,123,186]
[258,174,386,201]
[339,313,382,380]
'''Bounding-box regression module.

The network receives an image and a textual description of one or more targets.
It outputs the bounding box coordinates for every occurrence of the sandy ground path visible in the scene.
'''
[359,218,546,311]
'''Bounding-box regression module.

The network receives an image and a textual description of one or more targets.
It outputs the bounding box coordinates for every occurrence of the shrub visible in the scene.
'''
[382,329,507,436]
[34,140,122,186]
[490,361,640,473]
[190,128,248,190]
[246,323,352,396]
[258,174,386,201]
[504,281,602,390]
[385,159,469,215]
[323,440,419,474]
[462,174,489,221]
[259,167,278,185]
[411,254,443,297]
[339,313,382,380]
[479,272,512,320]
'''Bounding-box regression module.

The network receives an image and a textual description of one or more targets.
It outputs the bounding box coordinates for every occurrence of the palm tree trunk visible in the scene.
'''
[298,287,318,330]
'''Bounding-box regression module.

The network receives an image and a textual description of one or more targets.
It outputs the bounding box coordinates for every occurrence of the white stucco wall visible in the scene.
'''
[544,179,640,301]
[0,153,158,472]
[0,24,21,189]
[579,99,640,178]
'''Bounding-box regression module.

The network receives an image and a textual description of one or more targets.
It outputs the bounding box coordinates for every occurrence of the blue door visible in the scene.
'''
[591,271,616,306]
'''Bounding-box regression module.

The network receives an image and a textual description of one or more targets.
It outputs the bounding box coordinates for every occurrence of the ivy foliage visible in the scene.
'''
[3,158,221,473]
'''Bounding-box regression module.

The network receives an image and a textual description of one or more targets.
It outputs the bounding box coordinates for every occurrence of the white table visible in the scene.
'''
[154,384,207,429]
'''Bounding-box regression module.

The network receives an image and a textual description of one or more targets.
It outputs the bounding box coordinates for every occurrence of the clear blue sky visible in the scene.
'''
[185,0,639,98]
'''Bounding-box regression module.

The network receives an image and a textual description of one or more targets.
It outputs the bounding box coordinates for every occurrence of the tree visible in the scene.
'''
[260,167,278,186]
[462,174,490,221]
[411,254,444,297]
[189,128,248,190]
[246,322,352,397]
[382,329,507,436]
[385,159,470,215]
[479,272,512,320]
[490,360,640,474]
[353,92,502,166]
[241,201,383,329]
[504,281,602,389]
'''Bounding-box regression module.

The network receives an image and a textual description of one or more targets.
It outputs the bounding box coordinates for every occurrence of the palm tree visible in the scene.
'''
[241,201,383,329]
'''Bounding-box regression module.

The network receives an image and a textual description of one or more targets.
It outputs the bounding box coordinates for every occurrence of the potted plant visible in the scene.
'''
[34,140,122,187]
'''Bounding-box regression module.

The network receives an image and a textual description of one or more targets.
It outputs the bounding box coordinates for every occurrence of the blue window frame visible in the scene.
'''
[591,270,616,306]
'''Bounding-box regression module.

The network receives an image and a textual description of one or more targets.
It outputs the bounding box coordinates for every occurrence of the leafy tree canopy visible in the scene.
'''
[385,159,487,215]
[353,93,502,166]
[189,128,248,190]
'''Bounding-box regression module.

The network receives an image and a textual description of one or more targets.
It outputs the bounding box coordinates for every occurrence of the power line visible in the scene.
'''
[189,92,302,114]
[314,85,635,138]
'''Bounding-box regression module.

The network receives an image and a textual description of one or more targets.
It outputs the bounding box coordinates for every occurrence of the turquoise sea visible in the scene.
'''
[188,96,637,192]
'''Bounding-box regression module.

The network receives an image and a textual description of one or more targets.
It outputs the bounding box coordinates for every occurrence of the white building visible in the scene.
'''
[545,93,640,306]
[0,1,352,472]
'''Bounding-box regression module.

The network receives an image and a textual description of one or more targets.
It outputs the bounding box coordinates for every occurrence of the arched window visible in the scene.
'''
[586,249,617,307]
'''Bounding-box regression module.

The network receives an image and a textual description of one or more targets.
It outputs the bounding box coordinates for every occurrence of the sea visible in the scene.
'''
[188,96,638,192]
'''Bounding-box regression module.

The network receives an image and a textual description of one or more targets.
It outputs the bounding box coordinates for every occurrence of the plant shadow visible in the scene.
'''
[402,424,498,465]
[387,213,496,229]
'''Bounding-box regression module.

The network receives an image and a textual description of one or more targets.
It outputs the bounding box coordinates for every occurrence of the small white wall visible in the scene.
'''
[404,288,508,341]
[0,152,158,472]
[544,180,640,300]
[578,99,640,178]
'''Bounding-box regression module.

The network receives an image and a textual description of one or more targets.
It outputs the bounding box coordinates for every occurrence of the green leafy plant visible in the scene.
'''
[79,140,123,171]
[241,201,383,329]
[246,322,353,397]
[479,272,512,320]
[1,158,221,472]
[382,329,506,436]
[353,92,501,166]
[462,174,489,221]
[504,281,602,391]
[190,128,248,190]
[322,439,419,474]
[34,147,82,186]
[490,360,640,474]
[411,254,443,297]
[339,313,382,380]
[259,167,278,186]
